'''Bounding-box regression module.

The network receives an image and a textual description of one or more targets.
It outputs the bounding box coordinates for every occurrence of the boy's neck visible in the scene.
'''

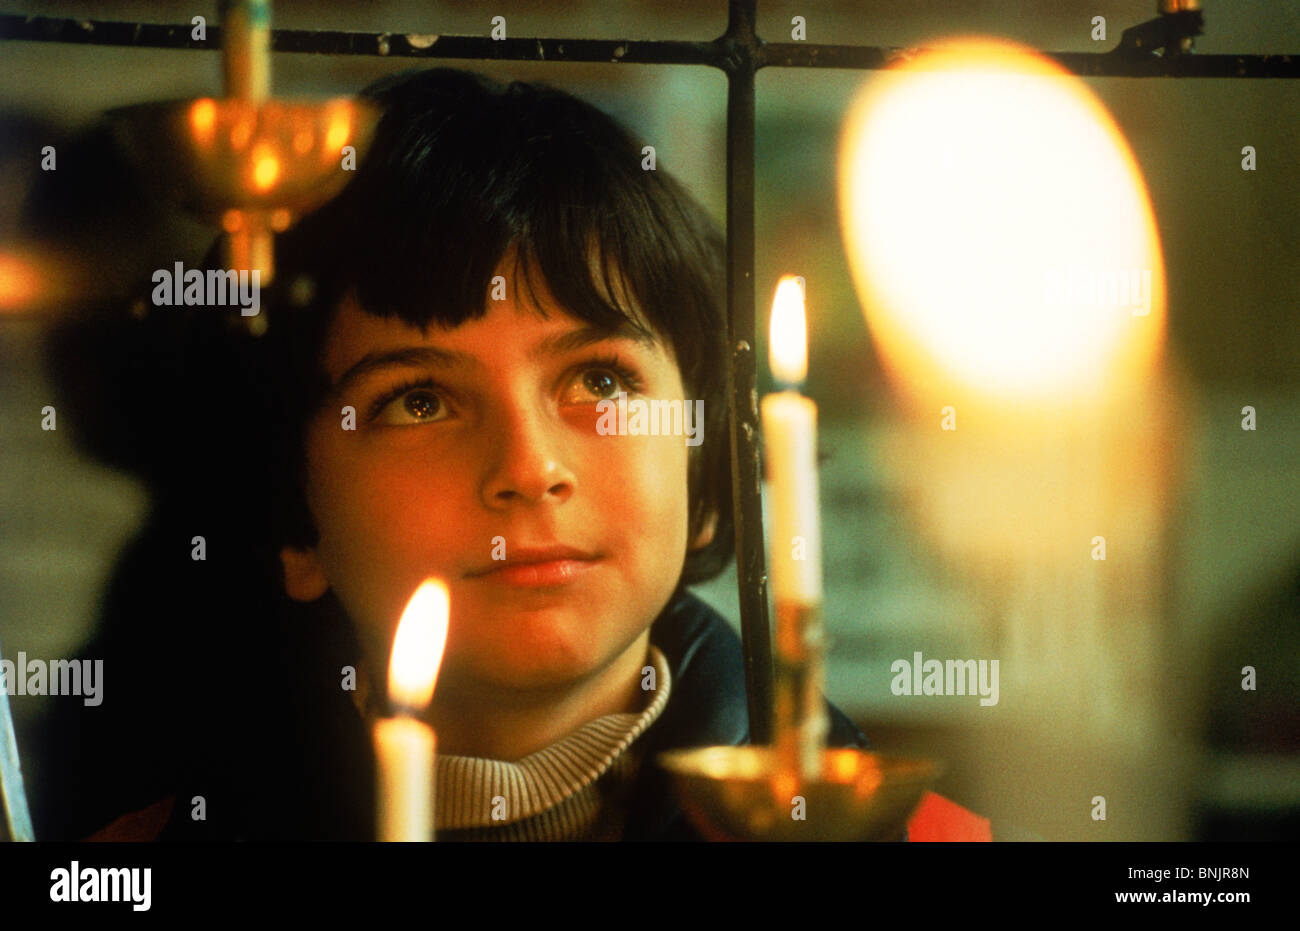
[419,630,653,762]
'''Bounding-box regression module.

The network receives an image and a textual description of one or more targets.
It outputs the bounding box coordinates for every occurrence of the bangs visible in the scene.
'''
[291,68,701,352]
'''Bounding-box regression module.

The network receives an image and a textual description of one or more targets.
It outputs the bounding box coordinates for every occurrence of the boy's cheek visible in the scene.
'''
[564,405,606,433]
[310,487,469,639]
[593,434,692,567]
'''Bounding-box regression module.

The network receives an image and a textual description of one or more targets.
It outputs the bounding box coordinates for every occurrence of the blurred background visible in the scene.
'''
[1,0,1297,841]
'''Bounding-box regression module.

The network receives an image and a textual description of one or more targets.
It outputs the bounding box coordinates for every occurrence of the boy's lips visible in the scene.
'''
[464,545,602,587]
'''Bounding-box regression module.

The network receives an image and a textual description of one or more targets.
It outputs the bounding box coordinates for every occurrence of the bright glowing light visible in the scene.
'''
[769,276,808,385]
[839,38,1165,408]
[324,105,351,154]
[188,98,217,146]
[0,252,42,311]
[251,144,280,191]
[388,579,450,711]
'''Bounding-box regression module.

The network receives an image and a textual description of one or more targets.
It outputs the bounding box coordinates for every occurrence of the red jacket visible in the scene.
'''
[87,789,989,841]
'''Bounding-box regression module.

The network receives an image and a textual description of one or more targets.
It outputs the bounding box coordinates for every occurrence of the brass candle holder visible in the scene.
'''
[109,95,379,286]
[659,746,938,842]
[106,0,378,330]
[660,602,940,841]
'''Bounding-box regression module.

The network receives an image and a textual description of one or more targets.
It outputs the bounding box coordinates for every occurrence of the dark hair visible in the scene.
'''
[261,67,733,587]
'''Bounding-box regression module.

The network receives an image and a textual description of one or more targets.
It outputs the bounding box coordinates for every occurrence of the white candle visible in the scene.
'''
[374,579,449,842]
[762,277,828,781]
[762,277,824,605]
[374,717,435,843]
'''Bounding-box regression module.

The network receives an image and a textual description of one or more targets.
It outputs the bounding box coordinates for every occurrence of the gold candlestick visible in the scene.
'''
[773,601,828,782]
[218,0,272,281]
[108,0,379,324]
[658,277,939,840]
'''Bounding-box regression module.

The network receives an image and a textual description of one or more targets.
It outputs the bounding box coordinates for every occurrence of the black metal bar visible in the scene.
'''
[0,14,720,66]
[277,33,721,67]
[2,13,1296,77]
[762,41,1298,78]
[722,0,774,745]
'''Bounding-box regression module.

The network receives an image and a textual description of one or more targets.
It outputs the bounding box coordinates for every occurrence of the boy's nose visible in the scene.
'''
[479,407,577,508]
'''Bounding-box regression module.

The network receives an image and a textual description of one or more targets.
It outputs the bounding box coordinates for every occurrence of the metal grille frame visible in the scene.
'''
[3,2,1296,741]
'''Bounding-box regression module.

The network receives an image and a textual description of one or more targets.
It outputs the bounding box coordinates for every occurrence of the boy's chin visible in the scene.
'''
[444,613,649,694]
[445,657,609,694]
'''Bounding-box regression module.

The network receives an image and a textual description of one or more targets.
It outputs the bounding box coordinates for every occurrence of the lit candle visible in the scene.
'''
[761,276,827,780]
[374,579,449,842]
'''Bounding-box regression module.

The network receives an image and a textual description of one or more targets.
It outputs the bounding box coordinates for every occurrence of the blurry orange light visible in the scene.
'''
[0,252,42,311]
[189,98,217,146]
[229,115,254,150]
[251,145,280,192]
[324,111,351,154]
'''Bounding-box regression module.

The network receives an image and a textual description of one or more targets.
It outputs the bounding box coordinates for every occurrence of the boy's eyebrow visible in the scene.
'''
[330,324,658,395]
[331,345,476,396]
[536,323,659,357]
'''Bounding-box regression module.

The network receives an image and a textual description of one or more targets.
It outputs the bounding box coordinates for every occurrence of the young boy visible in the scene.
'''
[80,67,986,841]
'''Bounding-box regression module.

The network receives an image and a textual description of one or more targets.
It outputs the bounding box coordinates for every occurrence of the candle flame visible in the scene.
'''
[769,276,808,385]
[388,579,450,711]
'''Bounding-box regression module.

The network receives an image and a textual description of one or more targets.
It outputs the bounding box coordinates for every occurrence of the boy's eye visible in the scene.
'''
[372,386,449,426]
[562,366,636,404]
[583,370,620,398]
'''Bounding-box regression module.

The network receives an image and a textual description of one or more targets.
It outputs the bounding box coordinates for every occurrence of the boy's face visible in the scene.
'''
[283,261,695,700]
